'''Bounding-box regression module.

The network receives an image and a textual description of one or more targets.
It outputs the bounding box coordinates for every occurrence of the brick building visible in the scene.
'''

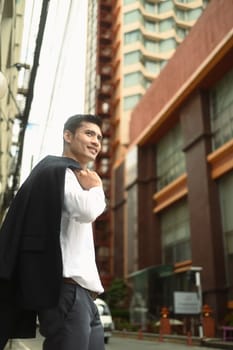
[112,0,233,328]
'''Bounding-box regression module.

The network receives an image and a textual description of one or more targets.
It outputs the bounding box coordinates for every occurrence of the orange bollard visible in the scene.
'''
[159,307,171,335]
[187,331,192,346]
[159,330,163,342]
[202,304,215,338]
[137,327,143,340]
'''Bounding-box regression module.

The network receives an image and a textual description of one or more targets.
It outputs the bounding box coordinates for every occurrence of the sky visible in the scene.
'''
[20,0,88,182]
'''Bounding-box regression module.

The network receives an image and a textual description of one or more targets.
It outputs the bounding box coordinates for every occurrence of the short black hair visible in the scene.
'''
[63,114,103,133]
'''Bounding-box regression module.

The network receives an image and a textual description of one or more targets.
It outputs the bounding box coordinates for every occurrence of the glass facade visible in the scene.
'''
[156,123,186,190]
[127,185,138,274]
[210,68,233,150]
[218,171,233,299]
[161,200,191,264]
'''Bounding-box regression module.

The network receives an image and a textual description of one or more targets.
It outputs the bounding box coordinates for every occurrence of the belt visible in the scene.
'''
[63,278,99,300]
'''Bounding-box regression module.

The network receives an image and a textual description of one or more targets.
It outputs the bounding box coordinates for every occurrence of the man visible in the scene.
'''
[0,114,106,350]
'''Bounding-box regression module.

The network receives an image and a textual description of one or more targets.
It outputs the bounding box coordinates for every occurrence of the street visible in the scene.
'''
[105,337,222,350]
[5,333,224,350]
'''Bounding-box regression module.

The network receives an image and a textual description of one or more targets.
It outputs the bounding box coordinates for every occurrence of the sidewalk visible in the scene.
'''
[113,330,233,350]
[4,331,43,350]
[4,331,233,350]
[201,338,233,349]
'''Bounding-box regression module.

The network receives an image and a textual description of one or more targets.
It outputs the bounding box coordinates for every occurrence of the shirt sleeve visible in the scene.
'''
[63,168,106,223]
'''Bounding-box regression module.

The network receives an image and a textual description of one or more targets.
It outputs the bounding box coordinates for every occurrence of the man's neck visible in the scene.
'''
[62,152,87,169]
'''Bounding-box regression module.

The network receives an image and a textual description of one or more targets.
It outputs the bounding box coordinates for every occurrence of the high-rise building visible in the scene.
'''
[85,0,113,289]
[84,0,209,289]
[113,0,209,160]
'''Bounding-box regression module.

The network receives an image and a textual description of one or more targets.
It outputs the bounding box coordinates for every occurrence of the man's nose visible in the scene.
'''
[91,137,100,146]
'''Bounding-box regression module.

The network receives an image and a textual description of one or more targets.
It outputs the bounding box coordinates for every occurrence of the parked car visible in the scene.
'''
[94,298,114,344]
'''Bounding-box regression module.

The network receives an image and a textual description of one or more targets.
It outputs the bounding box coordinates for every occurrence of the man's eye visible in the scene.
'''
[86,131,93,136]
[85,130,102,142]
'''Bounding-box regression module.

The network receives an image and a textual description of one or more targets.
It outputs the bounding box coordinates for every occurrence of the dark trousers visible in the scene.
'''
[38,282,105,350]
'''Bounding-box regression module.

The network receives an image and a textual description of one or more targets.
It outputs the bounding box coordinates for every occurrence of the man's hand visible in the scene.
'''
[74,169,102,190]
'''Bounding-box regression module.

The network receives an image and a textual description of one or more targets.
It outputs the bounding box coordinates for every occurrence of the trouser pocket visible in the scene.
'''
[38,283,76,337]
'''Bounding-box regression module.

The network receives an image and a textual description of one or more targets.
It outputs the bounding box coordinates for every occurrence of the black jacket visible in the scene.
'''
[0,155,81,341]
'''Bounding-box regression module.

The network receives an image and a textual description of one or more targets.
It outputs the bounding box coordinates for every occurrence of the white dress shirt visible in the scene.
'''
[60,168,106,294]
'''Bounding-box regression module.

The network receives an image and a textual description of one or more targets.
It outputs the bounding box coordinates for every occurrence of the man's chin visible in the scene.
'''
[87,154,97,162]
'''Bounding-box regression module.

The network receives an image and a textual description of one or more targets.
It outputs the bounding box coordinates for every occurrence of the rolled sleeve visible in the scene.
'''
[64,169,106,222]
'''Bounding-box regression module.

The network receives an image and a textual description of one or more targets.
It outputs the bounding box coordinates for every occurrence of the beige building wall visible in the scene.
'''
[0,0,26,217]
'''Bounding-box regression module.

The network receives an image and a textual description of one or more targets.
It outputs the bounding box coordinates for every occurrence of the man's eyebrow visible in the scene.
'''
[85,129,103,141]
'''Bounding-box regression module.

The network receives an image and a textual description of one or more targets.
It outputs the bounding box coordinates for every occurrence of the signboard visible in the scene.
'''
[174,291,201,314]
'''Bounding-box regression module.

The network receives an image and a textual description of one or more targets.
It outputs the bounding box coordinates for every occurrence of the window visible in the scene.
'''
[156,123,185,190]
[124,30,142,44]
[160,38,176,52]
[145,39,158,53]
[124,51,142,65]
[177,7,203,22]
[124,72,143,88]
[218,170,233,298]
[145,20,157,32]
[124,10,142,25]
[144,2,156,13]
[124,94,142,110]
[160,18,174,32]
[210,68,233,150]
[158,0,173,14]
[161,200,191,265]
[145,60,160,74]
[177,27,188,40]
[188,8,202,21]
[176,10,187,21]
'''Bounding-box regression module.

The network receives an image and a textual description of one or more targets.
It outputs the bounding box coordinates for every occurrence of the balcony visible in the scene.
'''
[174,0,203,10]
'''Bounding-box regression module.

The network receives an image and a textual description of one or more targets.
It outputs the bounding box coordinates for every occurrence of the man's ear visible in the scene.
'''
[63,130,72,143]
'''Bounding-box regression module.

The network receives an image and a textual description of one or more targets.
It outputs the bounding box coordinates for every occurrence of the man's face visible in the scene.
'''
[64,122,102,165]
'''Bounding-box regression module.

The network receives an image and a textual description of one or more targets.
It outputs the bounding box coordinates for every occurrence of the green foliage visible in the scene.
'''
[105,278,130,331]
[111,308,129,320]
[224,311,233,326]
[114,320,139,331]
[105,278,128,308]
